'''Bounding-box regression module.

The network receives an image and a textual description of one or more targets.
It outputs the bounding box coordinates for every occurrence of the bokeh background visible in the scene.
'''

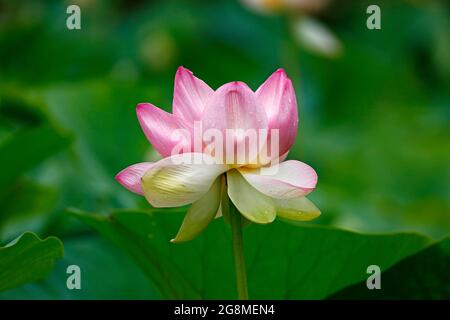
[0,0,449,299]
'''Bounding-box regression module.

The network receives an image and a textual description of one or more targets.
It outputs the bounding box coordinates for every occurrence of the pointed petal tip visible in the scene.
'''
[257,214,277,224]
[230,80,247,87]
[114,171,124,184]
[274,196,321,221]
[115,163,155,196]
[136,102,152,114]
[257,68,292,95]
[269,68,288,80]
[169,177,221,244]
[170,236,188,244]
[246,212,276,224]
[170,237,188,244]
[173,66,213,122]
[114,167,132,186]
[176,65,192,76]
[307,203,321,218]
[135,103,153,125]
[218,81,251,93]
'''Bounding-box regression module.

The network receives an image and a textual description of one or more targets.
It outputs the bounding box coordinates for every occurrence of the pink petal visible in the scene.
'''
[115,162,154,195]
[201,81,268,164]
[256,69,298,156]
[173,66,214,123]
[238,160,317,199]
[136,103,192,158]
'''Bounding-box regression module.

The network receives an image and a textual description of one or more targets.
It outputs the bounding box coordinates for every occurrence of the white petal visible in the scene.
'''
[142,153,228,207]
[275,196,321,221]
[171,177,222,243]
[226,169,276,224]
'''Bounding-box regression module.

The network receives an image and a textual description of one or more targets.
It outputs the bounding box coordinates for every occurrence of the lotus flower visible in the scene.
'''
[116,67,320,242]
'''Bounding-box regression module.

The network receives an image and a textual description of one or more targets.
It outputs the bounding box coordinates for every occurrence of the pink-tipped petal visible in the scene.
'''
[238,160,317,199]
[115,162,154,195]
[136,103,192,158]
[201,81,268,164]
[173,66,214,123]
[256,69,298,156]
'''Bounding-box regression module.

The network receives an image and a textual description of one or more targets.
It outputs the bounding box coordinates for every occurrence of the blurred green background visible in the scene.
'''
[0,0,449,299]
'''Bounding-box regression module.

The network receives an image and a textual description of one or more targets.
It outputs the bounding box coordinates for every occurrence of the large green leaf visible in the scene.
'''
[73,209,432,299]
[329,237,450,299]
[0,232,63,292]
[0,235,158,299]
[73,209,201,299]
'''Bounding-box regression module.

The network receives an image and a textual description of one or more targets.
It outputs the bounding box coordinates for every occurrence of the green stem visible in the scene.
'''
[225,192,249,300]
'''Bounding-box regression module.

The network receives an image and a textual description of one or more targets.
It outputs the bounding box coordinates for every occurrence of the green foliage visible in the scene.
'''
[330,237,450,299]
[73,209,431,299]
[0,232,63,292]
[0,0,448,298]
[0,235,158,299]
[0,124,70,191]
